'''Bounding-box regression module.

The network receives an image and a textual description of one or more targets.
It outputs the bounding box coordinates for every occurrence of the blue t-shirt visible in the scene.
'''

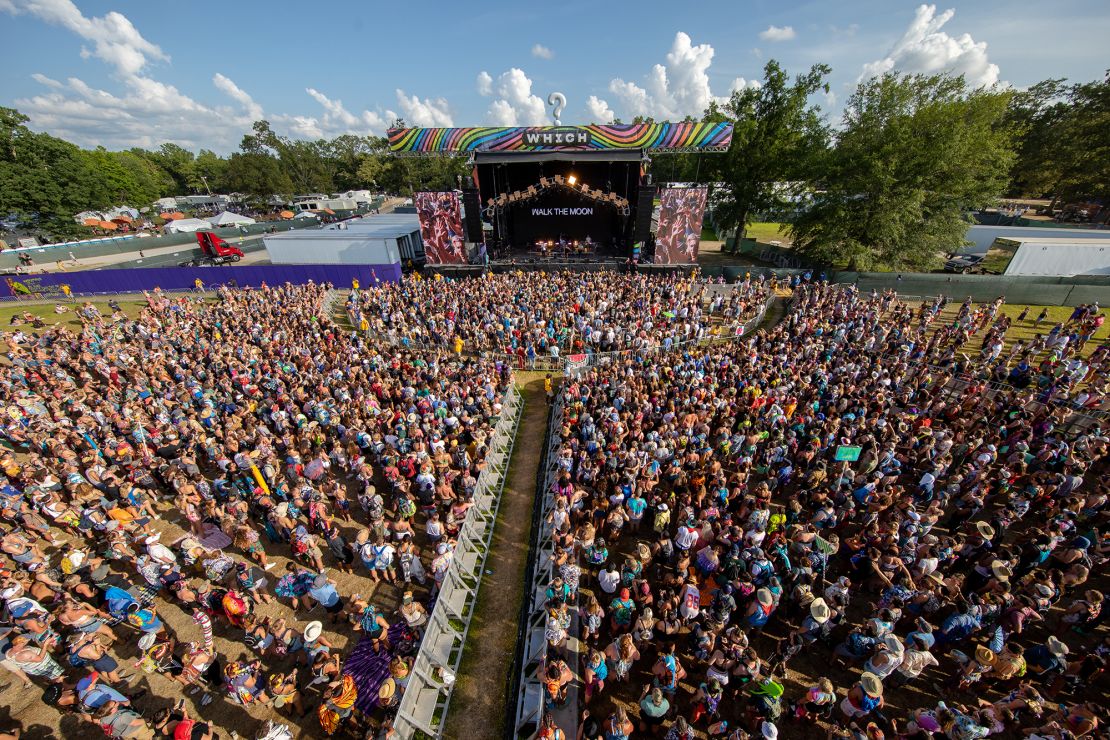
[308,582,341,607]
[627,497,647,519]
[78,679,129,709]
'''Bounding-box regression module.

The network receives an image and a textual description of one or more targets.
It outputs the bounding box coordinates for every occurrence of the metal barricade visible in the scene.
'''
[392,384,524,739]
[511,393,565,739]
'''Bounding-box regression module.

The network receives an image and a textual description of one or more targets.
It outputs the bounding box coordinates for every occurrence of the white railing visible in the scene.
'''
[512,392,565,738]
[392,384,524,739]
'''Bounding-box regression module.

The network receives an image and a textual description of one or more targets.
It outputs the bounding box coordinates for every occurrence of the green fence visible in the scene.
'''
[0,220,310,269]
[694,266,1110,307]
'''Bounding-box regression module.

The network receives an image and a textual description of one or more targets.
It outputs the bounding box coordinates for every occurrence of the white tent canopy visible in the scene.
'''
[164,218,212,234]
[208,211,256,227]
[293,211,319,220]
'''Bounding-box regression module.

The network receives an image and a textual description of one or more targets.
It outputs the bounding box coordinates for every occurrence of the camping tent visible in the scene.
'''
[208,211,256,227]
[164,218,212,234]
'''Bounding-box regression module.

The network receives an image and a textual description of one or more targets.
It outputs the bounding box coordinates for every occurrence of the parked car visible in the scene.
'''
[943,253,985,273]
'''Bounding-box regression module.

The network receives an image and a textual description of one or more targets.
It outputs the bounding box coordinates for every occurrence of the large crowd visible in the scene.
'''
[346,271,769,363]
[0,270,1105,740]
[541,283,1107,740]
[0,282,512,738]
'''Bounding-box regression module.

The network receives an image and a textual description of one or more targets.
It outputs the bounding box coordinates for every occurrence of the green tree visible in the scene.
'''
[1003,78,1069,198]
[1004,73,1110,207]
[131,142,195,194]
[0,107,104,236]
[700,60,832,239]
[791,73,1014,271]
[223,152,293,200]
[193,149,228,193]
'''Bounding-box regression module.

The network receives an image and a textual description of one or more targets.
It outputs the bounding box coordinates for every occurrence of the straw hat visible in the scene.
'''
[990,560,1011,582]
[378,677,396,700]
[756,588,773,607]
[975,522,995,540]
[303,621,323,642]
[1046,636,1069,658]
[809,598,830,624]
[860,672,883,697]
[975,645,995,664]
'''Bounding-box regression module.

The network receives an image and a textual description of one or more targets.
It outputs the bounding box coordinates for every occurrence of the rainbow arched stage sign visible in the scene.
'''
[387,122,733,156]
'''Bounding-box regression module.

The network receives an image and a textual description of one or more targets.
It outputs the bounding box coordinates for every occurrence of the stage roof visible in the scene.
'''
[388,122,733,156]
[475,150,644,164]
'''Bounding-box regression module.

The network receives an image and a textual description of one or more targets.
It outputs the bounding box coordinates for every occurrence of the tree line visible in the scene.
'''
[1,65,1107,265]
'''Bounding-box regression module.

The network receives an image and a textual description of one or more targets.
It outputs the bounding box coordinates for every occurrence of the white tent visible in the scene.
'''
[293,211,319,220]
[208,211,256,227]
[164,218,212,234]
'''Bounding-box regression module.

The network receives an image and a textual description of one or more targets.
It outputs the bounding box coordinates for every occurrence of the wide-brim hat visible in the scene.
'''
[990,560,1011,582]
[860,672,883,697]
[1046,636,1069,658]
[975,522,995,540]
[756,588,773,607]
[809,598,830,624]
[975,645,994,664]
[884,635,904,655]
[378,677,396,700]
[303,621,323,642]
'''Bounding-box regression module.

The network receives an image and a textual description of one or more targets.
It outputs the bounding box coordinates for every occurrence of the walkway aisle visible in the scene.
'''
[445,377,550,740]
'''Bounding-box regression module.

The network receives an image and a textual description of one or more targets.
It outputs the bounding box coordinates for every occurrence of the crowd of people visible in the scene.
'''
[540,281,1107,740]
[346,271,769,364]
[0,269,1106,740]
[0,282,513,738]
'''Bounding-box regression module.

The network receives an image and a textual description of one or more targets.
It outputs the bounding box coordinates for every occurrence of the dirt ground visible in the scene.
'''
[0,489,428,739]
[445,375,549,740]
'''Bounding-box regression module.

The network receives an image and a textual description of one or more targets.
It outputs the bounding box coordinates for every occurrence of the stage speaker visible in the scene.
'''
[633,185,656,244]
[462,188,483,243]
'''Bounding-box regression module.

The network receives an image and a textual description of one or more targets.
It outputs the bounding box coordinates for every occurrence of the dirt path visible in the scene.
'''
[445,375,549,740]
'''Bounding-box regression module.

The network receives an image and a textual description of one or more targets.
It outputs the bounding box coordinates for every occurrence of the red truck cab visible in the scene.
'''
[184,232,244,266]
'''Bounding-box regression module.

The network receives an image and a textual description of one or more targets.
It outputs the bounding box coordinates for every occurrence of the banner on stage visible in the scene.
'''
[388,122,734,154]
[654,187,708,265]
[415,192,466,265]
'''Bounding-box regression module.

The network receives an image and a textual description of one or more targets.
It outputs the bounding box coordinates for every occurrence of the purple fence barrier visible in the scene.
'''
[3,263,402,299]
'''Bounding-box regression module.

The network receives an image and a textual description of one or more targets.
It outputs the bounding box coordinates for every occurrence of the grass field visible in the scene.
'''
[930,302,1108,360]
[0,299,150,330]
[743,221,790,243]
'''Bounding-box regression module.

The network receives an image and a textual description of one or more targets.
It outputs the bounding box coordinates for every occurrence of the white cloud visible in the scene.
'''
[214,73,263,121]
[759,25,796,42]
[483,68,547,126]
[30,72,63,89]
[608,32,735,120]
[6,0,167,76]
[861,4,1000,88]
[1,0,449,150]
[585,95,615,124]
[395,90,453,127]
[531,43,554,60]
[729,77,762,95]
[476,71,493,96]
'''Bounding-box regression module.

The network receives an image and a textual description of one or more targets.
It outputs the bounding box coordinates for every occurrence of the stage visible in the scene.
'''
[386,122,734,269]
[424,259,697,278]
[477,150,641,259]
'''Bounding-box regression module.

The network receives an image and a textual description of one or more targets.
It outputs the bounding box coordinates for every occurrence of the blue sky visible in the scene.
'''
[1,0,1108,153]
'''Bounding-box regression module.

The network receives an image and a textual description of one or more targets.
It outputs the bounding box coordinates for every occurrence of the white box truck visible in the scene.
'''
[990,237,1110,277]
